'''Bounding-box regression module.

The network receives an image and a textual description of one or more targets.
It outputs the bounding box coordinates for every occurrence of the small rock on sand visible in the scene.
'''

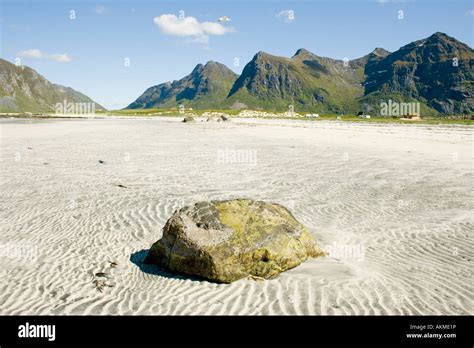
[182,116,195,123]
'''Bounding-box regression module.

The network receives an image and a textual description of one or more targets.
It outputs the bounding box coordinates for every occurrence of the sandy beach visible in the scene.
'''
[0,117,472,315]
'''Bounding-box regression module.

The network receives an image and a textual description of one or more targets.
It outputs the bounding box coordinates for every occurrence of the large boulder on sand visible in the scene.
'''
[144,199,325,283]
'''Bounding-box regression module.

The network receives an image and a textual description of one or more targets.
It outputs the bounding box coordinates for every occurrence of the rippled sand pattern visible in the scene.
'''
[0,118,472,315]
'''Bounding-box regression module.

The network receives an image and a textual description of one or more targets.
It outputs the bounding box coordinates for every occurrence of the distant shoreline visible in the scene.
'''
[1,111,473,125]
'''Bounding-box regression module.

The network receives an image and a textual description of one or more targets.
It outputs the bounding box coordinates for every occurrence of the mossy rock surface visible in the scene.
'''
[144,199,325,283]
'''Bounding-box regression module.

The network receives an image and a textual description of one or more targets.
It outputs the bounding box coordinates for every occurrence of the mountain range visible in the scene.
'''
[128,32,474,115]
[127,61,238,109]
[1,32,472,115]
[0,58,104,113]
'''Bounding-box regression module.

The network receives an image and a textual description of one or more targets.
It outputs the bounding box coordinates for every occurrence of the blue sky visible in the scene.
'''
[1,0,473,109]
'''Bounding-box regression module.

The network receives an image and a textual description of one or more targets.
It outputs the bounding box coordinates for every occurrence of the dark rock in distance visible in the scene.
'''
[182,116,195,123]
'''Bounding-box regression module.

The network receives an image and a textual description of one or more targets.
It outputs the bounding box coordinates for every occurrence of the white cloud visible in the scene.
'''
[17,49,72,63]
[18,49,43,59]
[276,10,295,23]
[49,53,73,63]
[201,21,230,35]
[466,9,474,16]
[153,14,233,45]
